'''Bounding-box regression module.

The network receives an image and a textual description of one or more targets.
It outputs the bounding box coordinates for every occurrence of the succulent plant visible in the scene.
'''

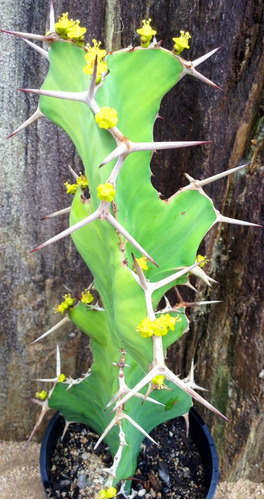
[2,1,258,497]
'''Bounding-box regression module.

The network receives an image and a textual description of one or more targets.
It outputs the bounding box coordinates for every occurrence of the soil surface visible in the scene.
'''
[0,440,263,499]
[48,419,207,499]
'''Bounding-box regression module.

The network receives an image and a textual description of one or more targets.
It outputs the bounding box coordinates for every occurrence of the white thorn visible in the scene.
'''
[105,392,121,410]
[182,359,208,391]
[49,0,55,33]
[107,155,127,186]
[112,369,157,412]
[164,367,227,420]
[105,387,164,410]
[123,414,158,445]
[65,372,90,390]
[41,206,71,220]
[94,417,117,450]
[182,64,222,90]
[184,172,194,183]
[86,55,100,113]
[183,411,190,437]
[31,316,70,344]
[130,140,211,153]
[7,106,44,139]
[100,144,127,167]
[1,29,49,41]
[188,163,251,189]
[164,295,172,309]
[24,403,50,449]
[182,282,198,293]
[190,266,217,287]
[100,140,210,168]
[61,420,75,440]
[192,47,220,67]
[56,345,61,377]
[191,300,222,306]
[217,213,261,227]
[151,261,201,292]
[131,254,149,291]
[22,37,49,60]
[18,87,90,104]
[68,164,79,180]
[107,213,158,267]
[30,209,100,252]
[134,392,165,406]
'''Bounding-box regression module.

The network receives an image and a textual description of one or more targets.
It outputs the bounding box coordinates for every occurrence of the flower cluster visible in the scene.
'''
[97,183,116,202]
[151,375,166,388]
[134,256,149,271]
[53,294,75,314]
[76,173,88,190]
[35,390,48,400]
[55,13,86,46]
[136,313,181,338]
[80,289,94,304]
[196,254,209,268]
[64,181,78,195]
[83,39,108,83]
[172,31,191,55]
[95,107,118,129]
[99,487,117,499]
[137,19,156,48]
[64,173,88,195]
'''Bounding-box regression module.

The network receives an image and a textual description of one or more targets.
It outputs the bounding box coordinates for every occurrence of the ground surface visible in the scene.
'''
[0,441,263,499]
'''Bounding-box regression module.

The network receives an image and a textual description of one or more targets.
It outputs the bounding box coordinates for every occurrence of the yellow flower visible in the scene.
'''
[196,254,209,268]
[172,31,191,55]
[81,289,94,304]
[83,39,108,83]
[54,294,75,314]
[53,302,68,314]
[137,314,181,338]
[134,256,149,272]
[83,59,108,84]
[58,373,66,383]
[35,390,48,400]
[63,294,75,307]
[55,13,86,45]
[99,490,108,499]
[137,19,156,47]
[87,59,108,82]
[156,313,181,335]
[152,375,166,387]
[95,107,118,129]
[136,317,155,338]
[55,13,74,36]
[99,488,117,499]
[66,20,86,45]
[97,183,116,202]
[106,487,117,499]
[64,181,78,195]
[152,315,169,336]
[164,313,180,331]
[85,39,107,61]
[76,173,88,189]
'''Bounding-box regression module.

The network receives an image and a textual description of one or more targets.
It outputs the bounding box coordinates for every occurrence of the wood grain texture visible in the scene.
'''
[1,0,263,481]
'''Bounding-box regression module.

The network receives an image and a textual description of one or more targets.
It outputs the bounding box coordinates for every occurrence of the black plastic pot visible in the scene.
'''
[40,408,219,499]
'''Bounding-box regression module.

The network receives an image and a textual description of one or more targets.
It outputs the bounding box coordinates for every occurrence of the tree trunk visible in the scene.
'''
[1,0,263,481]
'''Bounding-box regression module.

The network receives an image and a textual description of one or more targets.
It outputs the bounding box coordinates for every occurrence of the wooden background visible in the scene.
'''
[1,0,263,481]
